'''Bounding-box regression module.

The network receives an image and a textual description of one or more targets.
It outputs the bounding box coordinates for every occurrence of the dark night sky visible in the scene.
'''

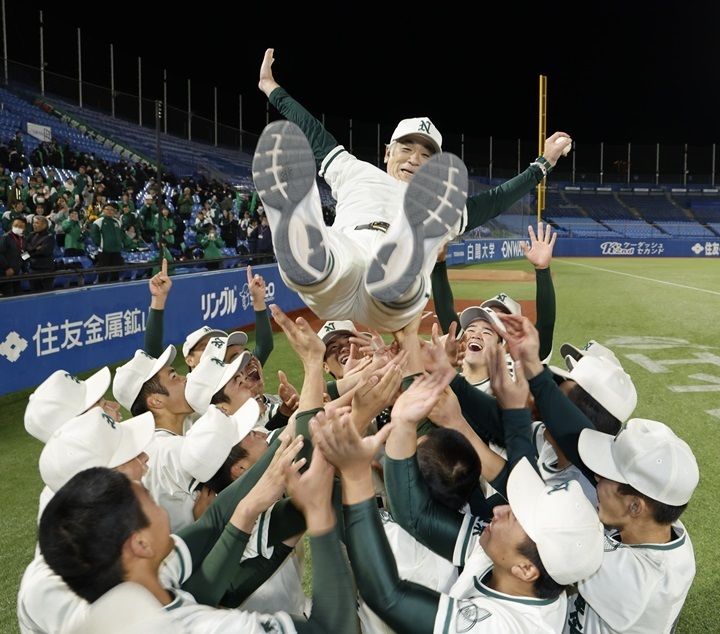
[4,3,720,147]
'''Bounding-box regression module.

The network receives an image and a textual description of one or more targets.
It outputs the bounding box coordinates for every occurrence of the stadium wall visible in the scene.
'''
[2,237,719,396]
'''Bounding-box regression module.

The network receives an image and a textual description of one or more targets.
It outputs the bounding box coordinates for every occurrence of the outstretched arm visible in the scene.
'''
[246,265,275,366]
[144,258,172,358]
[258,47,339,166]
[521,222,557,362]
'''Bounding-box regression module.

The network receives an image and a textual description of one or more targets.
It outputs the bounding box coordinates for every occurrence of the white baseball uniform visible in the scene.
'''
[282,150,458,332]
[359,509,459,634]
[436,513,568,633]
[238,503,311,617]
[531,421,598,509]
[17,553,90,634]
[565,521,695,634]
[143,431,199,533]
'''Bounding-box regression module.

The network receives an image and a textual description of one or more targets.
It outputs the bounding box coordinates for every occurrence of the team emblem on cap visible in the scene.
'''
[101,412,117,429]
[418,119,433,134]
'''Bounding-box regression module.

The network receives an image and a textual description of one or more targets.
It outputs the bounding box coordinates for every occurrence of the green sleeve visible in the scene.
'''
[176,431,286,568]
[181,523,251,606]
[143,308,165,359]
[268,87,339,168]
[325,380,340,400]
[400,374,437,438]
[463,166,544,233]
[430,260,460,335]
[294,408,323,468]
[449,373,505,445]
[501,408,536,476]
[528,367,597,483]
[90,221,100,246]
[534,267,556,362]
[342,499,440,634]
[292,524,359,633]
[218,543,294,608]
[252,308,274,366]
[384,454,464,561]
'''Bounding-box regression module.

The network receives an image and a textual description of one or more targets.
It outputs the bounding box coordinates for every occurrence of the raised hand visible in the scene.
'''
[350,361,404,434]
[494,314,544,379]
[391,369,455,429]
[258,48,281,97]
[277,370,300,414]
[310,404,393,480]
[269,304,325,365]
[246,265,267,309]
[486,339,529,411]
[522,222,556,270]
[148,258,172,308]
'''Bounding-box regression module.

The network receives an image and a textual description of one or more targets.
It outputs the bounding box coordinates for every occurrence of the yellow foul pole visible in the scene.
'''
[538,75,547,223]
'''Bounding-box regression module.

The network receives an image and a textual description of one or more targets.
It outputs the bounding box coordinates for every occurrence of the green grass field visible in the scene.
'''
[2,257,718,633]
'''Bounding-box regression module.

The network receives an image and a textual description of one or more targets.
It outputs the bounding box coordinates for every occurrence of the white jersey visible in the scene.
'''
[532,421,598,508]
[359,509,459,634]
[17,554,90,634]
[254,393,283,430]
[161,534,299,634]
[239,502,311,617]
[143,431,199,533]
[280,148,456,332]
[565,522,695,634]
[431,513,567,633]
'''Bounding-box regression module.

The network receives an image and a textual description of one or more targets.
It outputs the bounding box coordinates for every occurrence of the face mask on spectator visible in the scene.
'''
[12,226,24,236]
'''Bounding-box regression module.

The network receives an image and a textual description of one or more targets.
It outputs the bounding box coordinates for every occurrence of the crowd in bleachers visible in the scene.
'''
[0,126,311,295]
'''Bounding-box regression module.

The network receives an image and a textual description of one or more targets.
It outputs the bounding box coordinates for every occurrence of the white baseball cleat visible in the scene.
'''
[364,152,468,303]
[252,120,329,286]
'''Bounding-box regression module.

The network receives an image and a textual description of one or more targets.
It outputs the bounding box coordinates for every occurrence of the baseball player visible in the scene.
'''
[23,366,120,523]
[432,221,558,368]
[309,388,604,634]
[255,48,571,333]
[37,447,358,633]
[17,408,155,634]
[498,314,699,633]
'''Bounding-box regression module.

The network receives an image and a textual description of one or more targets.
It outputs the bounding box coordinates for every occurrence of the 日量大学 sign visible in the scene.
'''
[0,264,305,397]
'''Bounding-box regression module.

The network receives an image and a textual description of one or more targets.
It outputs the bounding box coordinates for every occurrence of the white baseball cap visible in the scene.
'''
[112,345,177,411]
[507,457,604,585]
[317,320,356,346]
[390,117,442,154]
[68,582,175,634]
[182,325,231,357]
[185,348,251,414]
[481,293,522,316]
[560,340,622,369]
[549,354,637,422]
[39,409,155,493]
[578,418,699,506]
[199,331,249,362]
[458,305,507,339]
[181,399,260,483]
[24,367,112,443]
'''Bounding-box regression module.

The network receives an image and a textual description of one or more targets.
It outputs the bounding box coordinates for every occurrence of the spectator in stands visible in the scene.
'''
[90,203,125,283]
[153,205,178,249]
[220,209,240,252]
[123,224,145,252]
[119,190,136,215]
[49,197,71,249]
[0,216,29,296]
[199,224,225,270]
[138,193,158,244]
[27,215,56,292]
[249,214,274,264]
[2,199,27,234]
[120,202,140,233]
[62,209,88,257]
[202,198,218,225]
[194,208,212,237]
[176,186,194,222]
[6,174,25,209]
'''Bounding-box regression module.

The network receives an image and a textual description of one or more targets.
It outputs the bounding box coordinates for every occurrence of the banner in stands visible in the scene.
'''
[0,265,304,397]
